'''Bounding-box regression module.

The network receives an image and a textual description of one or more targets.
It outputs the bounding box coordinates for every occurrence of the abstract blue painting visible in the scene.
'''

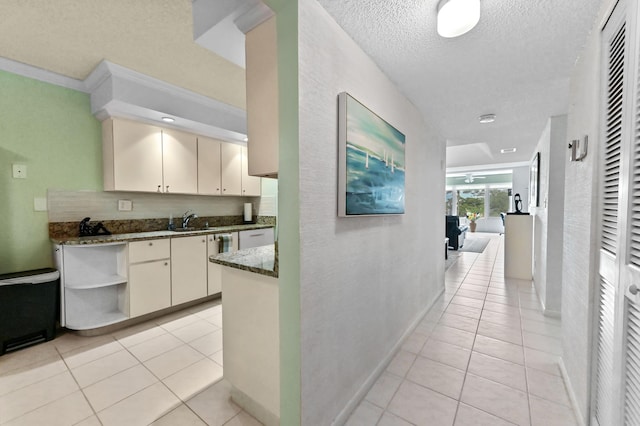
[338,92,405,216]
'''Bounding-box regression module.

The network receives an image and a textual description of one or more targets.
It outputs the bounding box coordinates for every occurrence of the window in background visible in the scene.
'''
[457,189,485,218]
[445,190,453,215]
[489,188,510,217]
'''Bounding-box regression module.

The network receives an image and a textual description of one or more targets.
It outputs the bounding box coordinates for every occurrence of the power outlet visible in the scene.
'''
[118,199,133,211]
[12,164,27,179]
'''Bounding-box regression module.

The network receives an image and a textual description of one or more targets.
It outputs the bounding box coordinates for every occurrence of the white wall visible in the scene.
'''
[512,165,530,213]
[47,178,277,222]
[298,0,445,423]
[561,0,613,421]
[531,115,567,316]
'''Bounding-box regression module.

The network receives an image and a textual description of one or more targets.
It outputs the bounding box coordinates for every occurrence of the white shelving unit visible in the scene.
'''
[56,242,128,330]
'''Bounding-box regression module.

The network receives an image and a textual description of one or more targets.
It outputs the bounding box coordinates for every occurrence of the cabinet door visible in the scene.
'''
[241,146,262,196]
[198,137,222,195]
[109,119,163,192]
[221,143,242,195]
[207,234,222,295]
[171,236,208,305]
[245,15,279,177]
[129,260,171,317]
[162,128,198,194]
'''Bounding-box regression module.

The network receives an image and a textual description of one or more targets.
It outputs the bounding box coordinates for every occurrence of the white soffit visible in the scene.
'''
[192,0,274,68]
[86,61,247,142]
[316,0,602,168]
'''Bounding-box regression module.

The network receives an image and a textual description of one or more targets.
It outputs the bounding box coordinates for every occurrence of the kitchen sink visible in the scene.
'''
[172,227,196,232]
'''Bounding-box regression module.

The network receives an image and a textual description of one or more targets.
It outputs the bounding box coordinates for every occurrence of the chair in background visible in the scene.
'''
[446,215,468,250]
[500,212,506,235]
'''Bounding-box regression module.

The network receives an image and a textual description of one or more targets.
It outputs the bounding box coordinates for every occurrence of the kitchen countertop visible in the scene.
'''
[210,245,278,278]
[51,224,273,245]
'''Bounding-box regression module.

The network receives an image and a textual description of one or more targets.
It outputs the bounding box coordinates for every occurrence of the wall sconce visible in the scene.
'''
[569,135,588,161]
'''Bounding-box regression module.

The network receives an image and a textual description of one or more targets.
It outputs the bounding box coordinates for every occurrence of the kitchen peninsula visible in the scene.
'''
[210,245,279,426]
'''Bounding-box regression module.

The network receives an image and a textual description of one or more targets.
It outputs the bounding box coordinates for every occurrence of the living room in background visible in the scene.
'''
[445,170,513,233]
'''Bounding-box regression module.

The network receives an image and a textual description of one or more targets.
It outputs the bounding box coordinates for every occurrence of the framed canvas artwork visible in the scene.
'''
[338,92,406,217]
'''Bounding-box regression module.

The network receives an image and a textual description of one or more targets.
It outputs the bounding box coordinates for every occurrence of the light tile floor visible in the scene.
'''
[2,234,576,426]
[347,233,577,426]
[0,298,260,426]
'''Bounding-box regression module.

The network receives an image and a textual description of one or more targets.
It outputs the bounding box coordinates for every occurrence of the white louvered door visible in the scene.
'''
[595,1,640,425]
[622,1,640,424]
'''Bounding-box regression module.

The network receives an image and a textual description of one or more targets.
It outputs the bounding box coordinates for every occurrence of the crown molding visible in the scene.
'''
[0,57,87,92]
[85,60,247,141]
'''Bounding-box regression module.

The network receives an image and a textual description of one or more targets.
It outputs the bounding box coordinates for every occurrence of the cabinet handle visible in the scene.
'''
[202,239,206,243]
[223,188,226,192]
[157,185,161,192]
[165,185,169,192]
[149,242,153,246]
[164,262,168,266]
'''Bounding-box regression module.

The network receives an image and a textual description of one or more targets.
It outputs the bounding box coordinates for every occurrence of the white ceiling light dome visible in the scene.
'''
[437,0,481,38]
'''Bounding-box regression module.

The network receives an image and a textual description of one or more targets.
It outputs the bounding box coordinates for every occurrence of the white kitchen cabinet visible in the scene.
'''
[245,15,279,178]
[161,128,198,194]
[103,118,197,194]
[129,239,171,318]
[238,228,274,250]
[171,235,208,305]
[55,242,128,330]
[198,136,222,195]
[241,146,262,196]
[103,118,163,192]
[206,232,238,295]
[221,143,242,195]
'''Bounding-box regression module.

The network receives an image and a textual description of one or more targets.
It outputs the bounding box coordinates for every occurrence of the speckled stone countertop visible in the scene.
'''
[51,224,273,245]
[210,245,278,278]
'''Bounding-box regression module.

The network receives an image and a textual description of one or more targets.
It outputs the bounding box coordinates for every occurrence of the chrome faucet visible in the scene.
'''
[182,210,198,229]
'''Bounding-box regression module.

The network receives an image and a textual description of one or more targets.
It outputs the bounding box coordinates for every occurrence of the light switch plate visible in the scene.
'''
[34,197,47,211]
[12,164,27,179]
[118,199,133,211]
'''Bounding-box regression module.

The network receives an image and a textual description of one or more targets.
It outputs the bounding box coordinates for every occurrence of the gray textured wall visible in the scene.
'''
[561,0,611,421]
[298,0,446,423]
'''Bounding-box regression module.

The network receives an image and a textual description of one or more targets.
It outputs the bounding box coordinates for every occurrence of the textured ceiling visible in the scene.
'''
[0,0,246,109]
[316,0,602,168]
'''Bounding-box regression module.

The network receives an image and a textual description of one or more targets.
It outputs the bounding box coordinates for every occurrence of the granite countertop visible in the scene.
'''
[210,245,278,278]
[51,224,273,245]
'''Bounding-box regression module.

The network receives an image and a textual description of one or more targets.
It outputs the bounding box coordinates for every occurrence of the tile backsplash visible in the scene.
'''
[48,189,277,222]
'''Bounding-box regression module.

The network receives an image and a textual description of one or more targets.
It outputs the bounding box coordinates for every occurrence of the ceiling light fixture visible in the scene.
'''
[437,0,481,38]
[501,148,517,154]
[479,114,496,124]
[161,116,175,123]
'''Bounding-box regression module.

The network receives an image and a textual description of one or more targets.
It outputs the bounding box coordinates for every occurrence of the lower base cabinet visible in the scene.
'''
[172,235,208,305]
[129,260,171,317]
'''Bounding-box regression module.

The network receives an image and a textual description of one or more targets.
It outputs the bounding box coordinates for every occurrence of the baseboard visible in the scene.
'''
[559,357,586,426]
[230,386,279,426]
[332,287,445,425]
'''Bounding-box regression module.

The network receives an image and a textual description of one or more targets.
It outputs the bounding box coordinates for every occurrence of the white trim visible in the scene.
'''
[84,60,246,118]
[0,56,87,92]
[332,287,445,425]
[446,161,530,174]
[559,357,587,426]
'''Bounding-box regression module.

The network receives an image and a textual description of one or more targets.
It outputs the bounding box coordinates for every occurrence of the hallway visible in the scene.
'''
[346,234,576,426]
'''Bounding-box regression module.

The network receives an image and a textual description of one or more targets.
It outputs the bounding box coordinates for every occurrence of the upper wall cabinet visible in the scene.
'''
[162,128,198,194]
[245,15,279,178]
[221,142,243,196]
[197,136,223,195]
[241,146,262,196]
[103,118,197,194]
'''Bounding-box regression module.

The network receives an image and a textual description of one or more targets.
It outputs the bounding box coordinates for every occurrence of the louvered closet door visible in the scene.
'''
[622,0,640,424]
[595,2,630,425]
